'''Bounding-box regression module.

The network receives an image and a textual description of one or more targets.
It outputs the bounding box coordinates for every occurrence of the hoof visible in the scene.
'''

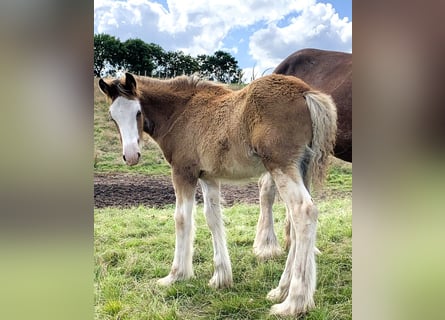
[269,295,315,316]
[270,302,296,317]
[157,274,177,286]
[266,287,287,302]
[253,244,283,261]
[269,300,311,317]
[208,272,233,289]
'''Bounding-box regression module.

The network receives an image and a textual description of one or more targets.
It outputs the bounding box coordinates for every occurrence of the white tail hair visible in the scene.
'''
[303,91,337,188]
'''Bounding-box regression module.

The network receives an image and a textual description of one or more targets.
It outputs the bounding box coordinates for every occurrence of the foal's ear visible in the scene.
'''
[98,78,110,96]
[124,73,137,92]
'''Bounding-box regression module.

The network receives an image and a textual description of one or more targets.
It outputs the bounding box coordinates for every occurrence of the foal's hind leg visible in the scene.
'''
[267,168,318,316]
[253,172,282,260]
[266,202,295,302]
[200,178,233,288]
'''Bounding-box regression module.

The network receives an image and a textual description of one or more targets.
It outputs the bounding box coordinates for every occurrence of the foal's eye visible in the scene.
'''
[136,111,141,117]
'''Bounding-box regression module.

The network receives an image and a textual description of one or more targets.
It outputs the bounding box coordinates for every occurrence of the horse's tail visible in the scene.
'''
[303,90,337,189]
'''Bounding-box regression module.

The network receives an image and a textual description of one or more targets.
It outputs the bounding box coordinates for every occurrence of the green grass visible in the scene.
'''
[325,162,352,192]
[95,197,351,319]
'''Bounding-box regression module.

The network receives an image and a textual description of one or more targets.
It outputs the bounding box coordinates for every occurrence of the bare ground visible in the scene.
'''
[94,173,350,208]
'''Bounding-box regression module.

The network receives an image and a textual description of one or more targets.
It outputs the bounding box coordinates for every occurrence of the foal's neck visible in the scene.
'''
[138,78,194,140]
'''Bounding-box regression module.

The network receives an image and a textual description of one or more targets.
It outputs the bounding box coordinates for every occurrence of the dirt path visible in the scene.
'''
[94,173,350,209]
[94,173,260,208]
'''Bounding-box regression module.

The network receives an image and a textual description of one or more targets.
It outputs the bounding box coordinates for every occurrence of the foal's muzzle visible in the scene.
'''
[122,143,141,166]
[123,152,140,163]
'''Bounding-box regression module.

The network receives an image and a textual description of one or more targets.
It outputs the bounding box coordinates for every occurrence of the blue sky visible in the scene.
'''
[325,0,351,18]
[94,0,352,81]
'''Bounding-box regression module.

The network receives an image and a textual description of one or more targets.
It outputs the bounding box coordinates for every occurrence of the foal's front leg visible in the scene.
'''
[157,173,196,286]
[200,178,233,288]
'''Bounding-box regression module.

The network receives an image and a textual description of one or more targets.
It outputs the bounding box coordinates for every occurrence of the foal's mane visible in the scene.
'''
[104,74,232,102]
[135,75,232,96]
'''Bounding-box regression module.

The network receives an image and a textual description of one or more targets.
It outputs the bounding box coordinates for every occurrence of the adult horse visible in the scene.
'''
[99,73,337,316]
[253,48,351,259]
[274,48,351,162]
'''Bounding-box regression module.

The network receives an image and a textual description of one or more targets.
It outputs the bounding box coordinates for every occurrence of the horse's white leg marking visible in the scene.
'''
[157,184,195,286]
[268,168,318,316]
[254,173,282,260]
[200,179,233,288]
[266,202,295,302]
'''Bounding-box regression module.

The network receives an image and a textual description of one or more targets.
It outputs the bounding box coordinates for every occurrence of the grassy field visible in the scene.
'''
[95,199,351,320]
[94,78,352,319]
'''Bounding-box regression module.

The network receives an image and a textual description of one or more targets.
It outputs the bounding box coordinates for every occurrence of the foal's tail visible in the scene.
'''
[303,91,337,188]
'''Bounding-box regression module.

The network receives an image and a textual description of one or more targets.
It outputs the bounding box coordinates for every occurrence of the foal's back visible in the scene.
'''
[174,74,314,181]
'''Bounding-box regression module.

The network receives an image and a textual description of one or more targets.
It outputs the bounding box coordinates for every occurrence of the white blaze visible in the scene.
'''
[109,96,141,165]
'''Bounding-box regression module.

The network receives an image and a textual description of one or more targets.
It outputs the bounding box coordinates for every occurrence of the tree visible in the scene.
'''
[93,34,245,83]
[121,39,155,76]
[146,43,167,77]
[94,34,123,77]
[213,50,243,83]
[197,51,242,83]
[163,51,199,78]
[196,54,212,78]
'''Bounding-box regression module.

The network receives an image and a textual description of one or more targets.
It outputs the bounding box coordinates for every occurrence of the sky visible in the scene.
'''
[94,0,352,82]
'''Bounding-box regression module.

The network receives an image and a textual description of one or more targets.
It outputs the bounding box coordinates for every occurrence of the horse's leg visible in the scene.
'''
[157,172,196,286]
[284,216,291,252]
[267,168,318,316]
[199,178,233,288]
[266,201,296,302]
[283,156,312,252]
[253,172,282,260]
[254,174,314,258]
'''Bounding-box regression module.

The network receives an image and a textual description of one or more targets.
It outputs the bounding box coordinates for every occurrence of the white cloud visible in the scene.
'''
[95,0,170,45]
[248,2,352,76]
[158,0,315,31]
[153,0,316,56]
[94,0,316,53]
[94,0,351,82]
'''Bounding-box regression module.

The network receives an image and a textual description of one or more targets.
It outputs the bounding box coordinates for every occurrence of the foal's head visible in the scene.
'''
[99,73,143,166]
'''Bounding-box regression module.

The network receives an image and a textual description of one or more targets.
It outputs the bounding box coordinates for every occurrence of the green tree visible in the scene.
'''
[179,52,200,76]
[197,51,242,83]
[146,43,167,77]
[163,51,199,78]
[213,50,243,83]
[121,38,156,76]
[196,54,212,78]
[93,34,244,83]
[94,33,123,77]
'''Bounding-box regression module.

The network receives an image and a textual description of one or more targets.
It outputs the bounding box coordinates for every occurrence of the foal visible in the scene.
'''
[99,73,337,316]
